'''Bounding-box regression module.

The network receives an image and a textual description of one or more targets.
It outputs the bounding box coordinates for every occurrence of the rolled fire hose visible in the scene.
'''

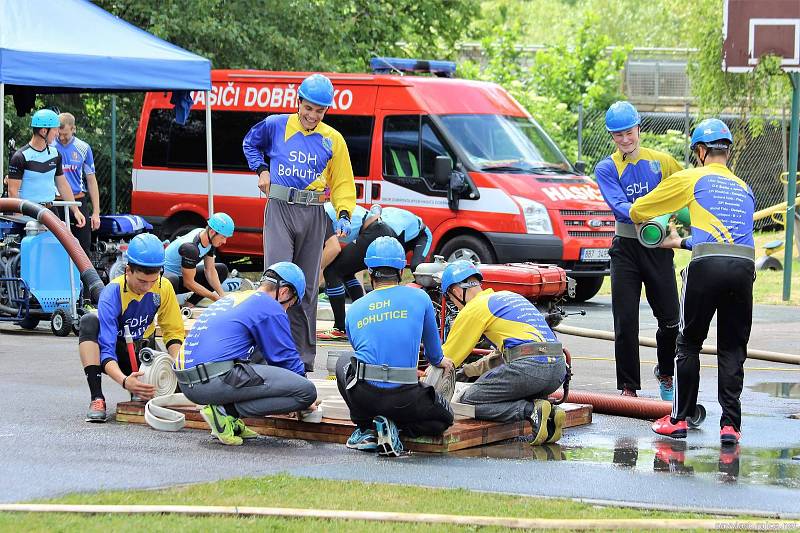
[139,348,193,432]
[637,207,691,248]
[422,365,456,402]
[553,324,800,365]
[0,198,104,304]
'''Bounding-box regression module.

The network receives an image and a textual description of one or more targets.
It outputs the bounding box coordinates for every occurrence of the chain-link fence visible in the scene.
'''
[578,106,790,229]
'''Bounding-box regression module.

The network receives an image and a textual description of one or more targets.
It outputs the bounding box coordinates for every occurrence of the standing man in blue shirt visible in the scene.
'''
[594,101,681,400]
[336,237,454,457]
[243,73,356,372]
[6,109,85,228]
[175,262,317,446]
[55,112,101,255]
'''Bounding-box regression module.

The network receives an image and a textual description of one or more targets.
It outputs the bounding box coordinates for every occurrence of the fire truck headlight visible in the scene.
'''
[513,196,553,235]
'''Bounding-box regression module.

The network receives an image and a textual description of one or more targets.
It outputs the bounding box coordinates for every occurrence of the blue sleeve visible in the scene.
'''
[595,159,632,220]
[97,286,122,365]
[684,235,694,250]
[242,118,273,173]
[252,311,305,376]
[84,145,96,175]
[420,296,444,365]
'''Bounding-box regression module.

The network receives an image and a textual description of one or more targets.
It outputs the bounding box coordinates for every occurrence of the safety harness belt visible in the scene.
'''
[691,242,755,261]
[503,342,564,363]
[347,357,419,388]
[268,183,327,205]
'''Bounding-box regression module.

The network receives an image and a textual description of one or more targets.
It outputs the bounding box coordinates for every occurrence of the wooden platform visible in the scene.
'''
[116,401,592,453]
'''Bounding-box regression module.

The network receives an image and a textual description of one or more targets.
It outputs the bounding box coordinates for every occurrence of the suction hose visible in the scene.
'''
[0,198,104,304]
[548,390,706,426]
[553,324,800,366]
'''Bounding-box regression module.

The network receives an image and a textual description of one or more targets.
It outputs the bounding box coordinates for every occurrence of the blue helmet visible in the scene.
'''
[298,74,334,107]
[266,261,306,302]
[208,212,235,237]
[690,118,733,149]
[605,101,640,133]
[127,233,165,268]
[31,109,60,129]
[364,236,406,270]
[440,260,482,294]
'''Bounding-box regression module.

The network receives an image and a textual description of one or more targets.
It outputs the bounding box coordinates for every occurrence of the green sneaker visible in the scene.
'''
[199,405,243,446]
[232,417,259,439]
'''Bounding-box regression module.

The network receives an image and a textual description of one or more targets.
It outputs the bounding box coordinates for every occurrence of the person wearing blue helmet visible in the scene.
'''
[243,73,356,372]
[163,212,235,307]
[335,236,454,457]
[174,261,316,446]
[595,101,682,400]
[78,233,184,423]
[6,109,85,228]
[631,118,754,446]
[439,260,568,446]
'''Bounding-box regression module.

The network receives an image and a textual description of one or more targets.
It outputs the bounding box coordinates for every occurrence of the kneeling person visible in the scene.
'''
[175,262,317,446]
[79,233,184,422]
[441,261,567,446]
[336,237,454,457]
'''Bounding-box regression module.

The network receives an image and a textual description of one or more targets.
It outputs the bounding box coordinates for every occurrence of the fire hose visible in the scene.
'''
[553,324,800,365]
[138,348,192,432]
[0,198,104,304]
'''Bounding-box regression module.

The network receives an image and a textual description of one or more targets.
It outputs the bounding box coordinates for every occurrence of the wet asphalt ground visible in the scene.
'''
[0,296,798,517]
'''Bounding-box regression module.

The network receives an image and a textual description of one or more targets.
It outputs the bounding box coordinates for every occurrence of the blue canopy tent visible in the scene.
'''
[0,0,216,213]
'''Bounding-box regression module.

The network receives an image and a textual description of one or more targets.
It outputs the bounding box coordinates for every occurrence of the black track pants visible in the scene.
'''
[672,256,754,430]
[609,236,680,390]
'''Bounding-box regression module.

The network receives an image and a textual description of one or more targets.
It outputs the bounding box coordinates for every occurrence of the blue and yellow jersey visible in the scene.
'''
[594,147,683,223]
[630,163,755,249]
[345,285,443,388]
[177,290,304,376]
[97,274,183,365]
[242,113,356,218]
[6,143,63,203]
[442,289,558,367]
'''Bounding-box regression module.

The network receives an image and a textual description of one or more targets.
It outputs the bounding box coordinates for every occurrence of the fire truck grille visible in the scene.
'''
[559,209,612,217]
[568,231,616,238]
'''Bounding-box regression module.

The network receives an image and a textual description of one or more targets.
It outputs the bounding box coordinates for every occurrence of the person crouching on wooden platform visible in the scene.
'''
[79,233,184,423]
[440,260,568,446]
[174,262,317,446]
[336,237,455,457]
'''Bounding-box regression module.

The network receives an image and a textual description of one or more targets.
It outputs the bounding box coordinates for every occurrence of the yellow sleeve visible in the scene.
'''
[661,153,683,179]
[325,130,356,218]
[442,300,492,367]
[630,171,694,223]
[156,280,185,345]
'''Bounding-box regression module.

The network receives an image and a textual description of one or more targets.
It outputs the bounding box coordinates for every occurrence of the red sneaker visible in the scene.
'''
[720,425,741,445]
[652,415,687,438]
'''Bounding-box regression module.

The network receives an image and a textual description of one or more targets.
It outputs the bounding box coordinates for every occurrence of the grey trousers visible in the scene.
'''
[263,199,327,371]
[179,362,317,417]
[461,356,566,422]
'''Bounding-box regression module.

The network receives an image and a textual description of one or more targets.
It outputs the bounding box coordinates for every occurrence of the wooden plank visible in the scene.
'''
[115,401,592,453]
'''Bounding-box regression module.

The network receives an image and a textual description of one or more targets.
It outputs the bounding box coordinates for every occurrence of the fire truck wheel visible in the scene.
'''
[569,276,604,302]
[440,235,495,265]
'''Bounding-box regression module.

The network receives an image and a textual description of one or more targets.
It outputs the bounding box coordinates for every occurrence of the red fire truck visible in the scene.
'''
[131,60,614,301]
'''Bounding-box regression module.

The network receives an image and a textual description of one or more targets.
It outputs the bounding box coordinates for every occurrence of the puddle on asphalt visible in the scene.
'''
[749,382,800,399]
[450,440,800,489]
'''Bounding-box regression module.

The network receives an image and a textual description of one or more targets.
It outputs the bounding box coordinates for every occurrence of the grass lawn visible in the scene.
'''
[0,473,739,531]
[597,231,800,305]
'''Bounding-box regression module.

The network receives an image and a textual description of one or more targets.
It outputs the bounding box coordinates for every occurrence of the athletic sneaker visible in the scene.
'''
[317,327,348,341]
[529,399,553,446]
[720,425,741,446]
[374,416,405,457]
[652,415,688,439]
[232,417,259,440]
[200,405,243,446]
[545,405,566,444]
[85,398,107,423]
[653,366,674,402]
[345,427,378,451]
[621,388,638,397]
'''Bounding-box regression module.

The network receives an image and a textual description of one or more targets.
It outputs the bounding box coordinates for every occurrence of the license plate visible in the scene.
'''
[581,248,610,261]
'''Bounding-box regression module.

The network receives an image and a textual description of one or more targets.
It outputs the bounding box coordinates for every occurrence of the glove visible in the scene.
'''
[335,215,351,237]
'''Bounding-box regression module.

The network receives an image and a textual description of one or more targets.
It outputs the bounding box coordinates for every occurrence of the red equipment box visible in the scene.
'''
[478,263,568,300]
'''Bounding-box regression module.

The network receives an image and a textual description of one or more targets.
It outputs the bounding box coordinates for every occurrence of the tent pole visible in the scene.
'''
[205,91,214,216]
[111,95,117,213]
[1,82,4,198]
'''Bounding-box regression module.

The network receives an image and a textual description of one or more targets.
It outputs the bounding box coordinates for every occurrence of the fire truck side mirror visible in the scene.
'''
[433,156,452,187]
[574,160,587,174]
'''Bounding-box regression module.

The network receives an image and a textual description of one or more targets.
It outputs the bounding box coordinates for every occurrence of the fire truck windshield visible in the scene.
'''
[438,114,574,174]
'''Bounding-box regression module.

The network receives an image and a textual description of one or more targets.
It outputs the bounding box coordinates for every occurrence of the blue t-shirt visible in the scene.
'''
[164,228,215,276]
[345,284,443,388]
[54,136,95,195]
[178,290,304,375]
[380,207,424,242]
[7,143,63,203]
